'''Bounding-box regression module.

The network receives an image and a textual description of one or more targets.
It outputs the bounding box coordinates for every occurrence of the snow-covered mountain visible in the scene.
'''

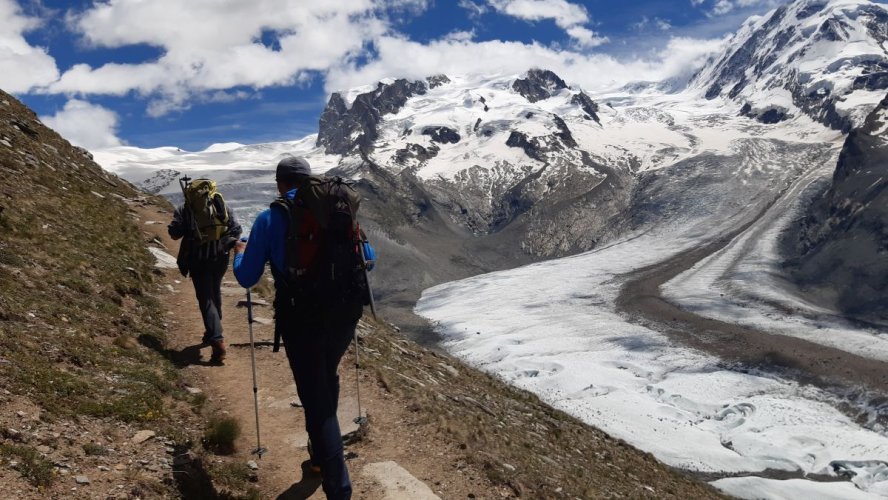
[692,0,888,131]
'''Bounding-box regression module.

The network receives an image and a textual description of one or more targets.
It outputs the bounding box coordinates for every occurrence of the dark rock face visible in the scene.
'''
[817,17,851,42]
[788,79,853,132]
[740,103,789,124]
[506,131,544,162]
[317,79,427,155]
[796,1,827,19]
[551,116,577,148]
[512,69,568,103]
[853,60,888,92]
[395,143,439,165]
[427,74,451,89]
[421,126,461,144]
[704,6,787,100]
[783,92,888,320]
[571,92,601,123]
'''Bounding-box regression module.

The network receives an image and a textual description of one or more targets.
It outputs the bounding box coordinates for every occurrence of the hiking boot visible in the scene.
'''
[209,340,226,364]
[307,438,321,473]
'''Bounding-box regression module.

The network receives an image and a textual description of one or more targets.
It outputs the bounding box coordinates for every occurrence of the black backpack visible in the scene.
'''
[272,175,370,307]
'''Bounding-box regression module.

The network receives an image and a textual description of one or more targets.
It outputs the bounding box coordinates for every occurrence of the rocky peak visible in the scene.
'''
[512,69,569,103]
[571,92,601,123]
[317,78,427,155]
[427,74,451,89]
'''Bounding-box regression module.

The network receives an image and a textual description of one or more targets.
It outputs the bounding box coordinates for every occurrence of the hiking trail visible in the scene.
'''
[137,203,506,499]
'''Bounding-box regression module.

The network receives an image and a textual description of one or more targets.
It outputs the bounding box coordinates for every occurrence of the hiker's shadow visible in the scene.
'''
[139,334,214,368]
[276,460,322,499]
[165,343,220,368]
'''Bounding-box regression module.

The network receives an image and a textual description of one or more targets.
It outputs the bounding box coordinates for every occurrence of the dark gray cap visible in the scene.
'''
[276,156,311,182]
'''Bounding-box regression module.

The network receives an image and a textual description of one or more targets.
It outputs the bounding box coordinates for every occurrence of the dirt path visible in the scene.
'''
[136,204,507,499]
[615,173,888,396]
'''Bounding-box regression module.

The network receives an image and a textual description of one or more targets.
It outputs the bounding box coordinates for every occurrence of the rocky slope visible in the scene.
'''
[0,89,212,498]
[783,90,888,320]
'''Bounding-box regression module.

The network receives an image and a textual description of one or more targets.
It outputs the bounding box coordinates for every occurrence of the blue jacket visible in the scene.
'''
[233,189,375,288]
[233,189,294,288]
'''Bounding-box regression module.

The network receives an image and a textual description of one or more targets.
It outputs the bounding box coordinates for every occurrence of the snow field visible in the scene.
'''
[416,226,888,498]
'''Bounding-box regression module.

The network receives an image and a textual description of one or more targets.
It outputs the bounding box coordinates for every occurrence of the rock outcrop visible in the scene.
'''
[317,79,428,155]
[512,69,568,103]
[784,91,888,319]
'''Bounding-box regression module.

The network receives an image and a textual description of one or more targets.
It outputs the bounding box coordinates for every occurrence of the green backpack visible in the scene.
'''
[183,179,230,245]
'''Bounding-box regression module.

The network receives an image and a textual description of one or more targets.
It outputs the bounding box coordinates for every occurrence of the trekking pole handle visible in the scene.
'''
[357,239,378,321]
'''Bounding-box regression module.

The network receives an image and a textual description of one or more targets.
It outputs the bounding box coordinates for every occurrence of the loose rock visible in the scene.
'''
[132,430,156,444]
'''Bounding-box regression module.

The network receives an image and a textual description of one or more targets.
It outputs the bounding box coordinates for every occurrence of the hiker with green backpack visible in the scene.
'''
[233,156,375,500]
[168,177,242,364]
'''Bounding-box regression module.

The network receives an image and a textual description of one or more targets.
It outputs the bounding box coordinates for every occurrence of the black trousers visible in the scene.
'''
[189,255,229,343]
[277,301,361,500]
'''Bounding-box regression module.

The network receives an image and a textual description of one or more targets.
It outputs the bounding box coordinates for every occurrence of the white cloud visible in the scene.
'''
[40,99,123,150]
[458,0,488,18]
[28,0,729,126]
[565,26,608,48]
[0,0,59,93]
[701,0,785,16]
[47,0,391,114]
[486,0,608,48]
[326,33,726,95]
[633,16,673,32]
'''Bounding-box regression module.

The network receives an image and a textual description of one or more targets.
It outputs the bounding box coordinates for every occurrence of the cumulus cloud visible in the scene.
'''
[0,0,59,93]
[633,16,673,31]
[458,0,488,18]
[25,0,730,125]
[40,99,123,150]
[695,0,785,16]
[48,0,390,114]
[485,0,608,48]
[326,33,725,95]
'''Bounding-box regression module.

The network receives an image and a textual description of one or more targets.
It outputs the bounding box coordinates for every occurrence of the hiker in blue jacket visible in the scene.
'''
[233,156,372,500]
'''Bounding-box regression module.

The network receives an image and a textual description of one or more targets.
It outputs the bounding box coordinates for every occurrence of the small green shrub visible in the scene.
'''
[82,442,108,456]
[0,444,54,487]
[203,416,241,455]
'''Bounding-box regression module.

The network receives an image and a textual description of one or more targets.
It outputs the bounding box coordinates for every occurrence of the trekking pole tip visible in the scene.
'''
[252,447,268,458]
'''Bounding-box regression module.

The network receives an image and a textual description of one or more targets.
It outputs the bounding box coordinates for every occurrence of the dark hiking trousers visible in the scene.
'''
[279,304,357,500]
[189,256,229,343]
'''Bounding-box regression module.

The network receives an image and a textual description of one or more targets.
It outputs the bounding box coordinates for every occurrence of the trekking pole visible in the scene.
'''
[352,326,367,427]
[178,175,192,200]
[246,287,267,458]
[354,229,374,427]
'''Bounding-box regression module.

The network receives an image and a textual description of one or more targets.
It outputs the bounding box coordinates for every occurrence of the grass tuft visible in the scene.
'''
[0,444,55,487]
[82,442,108,456]
[203,416,241,455]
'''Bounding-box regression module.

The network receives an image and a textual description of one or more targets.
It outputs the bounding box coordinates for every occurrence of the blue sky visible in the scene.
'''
[1,0,796,151]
